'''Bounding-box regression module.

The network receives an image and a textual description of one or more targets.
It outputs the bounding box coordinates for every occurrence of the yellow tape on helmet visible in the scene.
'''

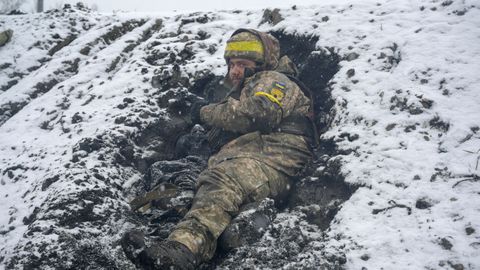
[226,41,264,54]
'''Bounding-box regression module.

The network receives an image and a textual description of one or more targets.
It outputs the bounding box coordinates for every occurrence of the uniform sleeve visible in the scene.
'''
[199,72,301,134]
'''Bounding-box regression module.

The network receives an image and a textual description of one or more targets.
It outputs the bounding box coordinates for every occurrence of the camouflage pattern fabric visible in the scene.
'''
[251,30,280,71]
[168,68,313,261]
[0,29,13,47]
[201,70,312,176]
[225,29,280,71]
[276,55,299,77]
[169,158,292,260]
[224,31,264,64]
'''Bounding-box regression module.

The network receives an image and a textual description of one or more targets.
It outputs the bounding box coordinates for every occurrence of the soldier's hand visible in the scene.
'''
[190,99,209,124]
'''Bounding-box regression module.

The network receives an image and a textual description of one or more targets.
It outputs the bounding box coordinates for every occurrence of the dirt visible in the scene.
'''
[3,9,357,268]
[130,30,353,269]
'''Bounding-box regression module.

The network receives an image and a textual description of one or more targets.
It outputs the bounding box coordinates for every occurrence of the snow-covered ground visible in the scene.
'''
[1,0,479,269]
[15,0,342,13]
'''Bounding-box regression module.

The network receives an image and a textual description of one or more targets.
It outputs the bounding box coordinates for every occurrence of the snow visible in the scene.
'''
[1,0,480,269]
[17,0,363,13]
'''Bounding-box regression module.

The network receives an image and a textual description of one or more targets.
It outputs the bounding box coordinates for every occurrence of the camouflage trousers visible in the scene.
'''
[168,157,291,261]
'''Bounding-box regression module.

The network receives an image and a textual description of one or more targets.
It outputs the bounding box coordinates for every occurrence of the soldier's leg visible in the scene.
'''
[168,158,291,261]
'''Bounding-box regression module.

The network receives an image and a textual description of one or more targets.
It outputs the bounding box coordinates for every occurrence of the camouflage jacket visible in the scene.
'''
[200,59,312,177]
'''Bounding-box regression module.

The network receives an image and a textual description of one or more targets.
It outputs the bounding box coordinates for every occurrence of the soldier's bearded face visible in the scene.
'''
[228,58,257,86]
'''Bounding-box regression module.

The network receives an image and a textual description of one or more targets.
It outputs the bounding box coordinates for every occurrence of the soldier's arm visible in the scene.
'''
[200,72,298,133]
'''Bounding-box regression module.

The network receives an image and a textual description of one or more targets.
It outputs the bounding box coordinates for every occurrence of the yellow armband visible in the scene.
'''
[254,91,283,107]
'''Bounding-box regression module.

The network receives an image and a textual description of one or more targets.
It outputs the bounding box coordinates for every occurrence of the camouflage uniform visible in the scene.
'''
[168,29,313,261]
[0,29,13,47]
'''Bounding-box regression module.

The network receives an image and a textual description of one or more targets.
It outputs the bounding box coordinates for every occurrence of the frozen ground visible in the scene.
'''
[1,0,479,269]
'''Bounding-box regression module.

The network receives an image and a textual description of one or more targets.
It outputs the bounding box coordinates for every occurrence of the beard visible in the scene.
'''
[231,78,241,87]
[228,73,243,88]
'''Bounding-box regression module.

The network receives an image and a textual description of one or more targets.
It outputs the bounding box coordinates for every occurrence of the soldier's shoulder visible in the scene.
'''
[256,70,289,80]
[250,70,295,87]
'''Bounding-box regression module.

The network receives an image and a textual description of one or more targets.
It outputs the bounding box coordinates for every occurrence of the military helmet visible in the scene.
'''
[224,29,280,71]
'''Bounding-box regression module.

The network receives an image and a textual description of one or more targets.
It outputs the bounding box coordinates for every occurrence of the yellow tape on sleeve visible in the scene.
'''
[226,41,264,54]
[254,91,283,107]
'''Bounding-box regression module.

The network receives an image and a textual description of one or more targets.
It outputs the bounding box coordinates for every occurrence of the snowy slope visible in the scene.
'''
[1,0,479,269]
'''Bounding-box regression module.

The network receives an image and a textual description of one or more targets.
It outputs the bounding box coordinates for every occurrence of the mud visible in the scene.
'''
[80,19,147,56]
[127,30,353,269]
[48,34,77,56]
[2,7,357,268]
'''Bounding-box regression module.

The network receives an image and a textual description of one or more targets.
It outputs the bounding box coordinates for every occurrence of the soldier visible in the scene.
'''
[0,29,13,47]
[122,29,315,269]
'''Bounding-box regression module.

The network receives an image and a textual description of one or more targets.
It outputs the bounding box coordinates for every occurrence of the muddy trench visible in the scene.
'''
[4,30,356,269]
[125,31,356,269]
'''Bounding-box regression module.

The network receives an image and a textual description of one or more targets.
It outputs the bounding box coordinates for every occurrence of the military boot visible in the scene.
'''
[137,240,198,270]
[120,230,147,265]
